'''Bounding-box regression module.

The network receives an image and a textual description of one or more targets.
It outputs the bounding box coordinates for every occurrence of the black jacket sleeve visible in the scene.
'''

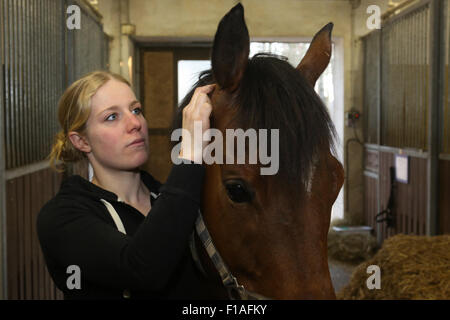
[37,163,204,292]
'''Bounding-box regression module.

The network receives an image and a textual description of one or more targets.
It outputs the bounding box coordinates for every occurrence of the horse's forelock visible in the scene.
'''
[234,55,337,189]
[173,55,337,190]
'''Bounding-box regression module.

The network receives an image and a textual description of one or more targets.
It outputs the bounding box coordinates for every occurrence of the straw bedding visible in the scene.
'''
[327,230,378,263]
[336,234,450,300]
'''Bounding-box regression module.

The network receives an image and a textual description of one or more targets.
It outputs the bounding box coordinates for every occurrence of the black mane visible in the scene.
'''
[173,53,337,188]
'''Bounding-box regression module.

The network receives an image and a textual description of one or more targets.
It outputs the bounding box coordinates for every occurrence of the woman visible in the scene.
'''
[37,71,216,299]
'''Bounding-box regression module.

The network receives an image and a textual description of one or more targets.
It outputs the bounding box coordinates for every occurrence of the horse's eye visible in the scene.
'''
[224,181,253,203]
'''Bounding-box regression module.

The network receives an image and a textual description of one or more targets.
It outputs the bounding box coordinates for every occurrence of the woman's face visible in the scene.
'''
[84,79,149,171]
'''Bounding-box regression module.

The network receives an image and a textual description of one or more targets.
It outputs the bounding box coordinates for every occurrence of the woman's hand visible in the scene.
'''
[179,84,215,163]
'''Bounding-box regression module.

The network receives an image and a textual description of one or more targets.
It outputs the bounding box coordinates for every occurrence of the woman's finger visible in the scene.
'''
[192,93,210,112]
[196,84,215,94]
[191,84,215,106]
[189,83,214,106]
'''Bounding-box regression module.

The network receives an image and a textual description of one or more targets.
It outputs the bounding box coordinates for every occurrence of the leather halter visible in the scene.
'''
[189,211,271,300]
[102,192,270,299]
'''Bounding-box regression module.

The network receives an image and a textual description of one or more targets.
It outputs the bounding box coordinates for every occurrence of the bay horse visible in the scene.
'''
[175,3,344,299]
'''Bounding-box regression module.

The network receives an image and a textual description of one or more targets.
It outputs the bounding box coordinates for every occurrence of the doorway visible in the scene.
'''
[249,39,345,222]
[138,40,344,224]
[139,46,211,182]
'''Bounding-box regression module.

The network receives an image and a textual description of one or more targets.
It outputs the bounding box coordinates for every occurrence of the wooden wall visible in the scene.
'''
[364,148,429,242]
[439,160,450,234]
[363,175,378,234]
[378,152,428,239]
[6,167,63,300]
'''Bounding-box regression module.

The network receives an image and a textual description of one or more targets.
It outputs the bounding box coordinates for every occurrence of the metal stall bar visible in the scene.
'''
[7,0,13,168]
[63,0,107,178]
[52,0,57,156]
[15,0,22,167]
[0,0,6,301]
[20,0,32,299]
[35,0,42,167]
[418,8,423,150]
[49,1,55,299]
[422,7,429,151]
[409,7,420,151]
[3,0,10,171]
[30,0,37,166]
[52,2,63,300]
[378,20,385,244]
[23,0,29,172]
[376,29,382,244]
[9,0,17,169]
[45,1,52,298]
[28,1,37,298]
[32,0,38,166]
[380,22,388,147]
[50,0,59,169]
[73,0,105,78]
[37,0,48,292]
[39,0,45,167]
[16,0,23,167]
[23,0,29,166]
[437,0,450,235]
[44,0,50,170]
[65,0,74,86]
[362,31,381,145]
[381,1,431,151]
[441,0,450,157]
[361,30,382,243]
[426,0,442,235]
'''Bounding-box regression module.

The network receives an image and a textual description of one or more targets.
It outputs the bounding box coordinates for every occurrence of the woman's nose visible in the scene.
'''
[125,112,142,132]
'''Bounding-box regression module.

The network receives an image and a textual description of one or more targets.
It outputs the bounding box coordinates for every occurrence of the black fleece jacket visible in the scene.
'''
[37,163,216,299]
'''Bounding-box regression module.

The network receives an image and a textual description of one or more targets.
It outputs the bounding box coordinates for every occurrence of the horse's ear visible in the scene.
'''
[297,23,333,87]
[212,3,249,92]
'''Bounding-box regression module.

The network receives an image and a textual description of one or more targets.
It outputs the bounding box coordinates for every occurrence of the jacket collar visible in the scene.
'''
[60,170,161,203]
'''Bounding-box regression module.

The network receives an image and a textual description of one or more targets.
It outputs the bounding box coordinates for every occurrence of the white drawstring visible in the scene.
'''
[100,199,127,234]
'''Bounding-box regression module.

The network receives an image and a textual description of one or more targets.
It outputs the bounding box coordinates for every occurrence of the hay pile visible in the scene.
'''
[337,234,450,300]
[328,230,378,263]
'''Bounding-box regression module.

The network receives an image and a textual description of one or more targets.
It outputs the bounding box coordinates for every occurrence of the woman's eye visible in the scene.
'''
[225,181,253,203]
[132,107,142,115]
[106,113,117,121]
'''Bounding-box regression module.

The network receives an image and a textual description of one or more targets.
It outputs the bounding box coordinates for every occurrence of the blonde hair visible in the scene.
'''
[49,71,130,171]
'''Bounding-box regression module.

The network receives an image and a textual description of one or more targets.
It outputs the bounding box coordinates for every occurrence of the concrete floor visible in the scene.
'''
[328,257,360,294]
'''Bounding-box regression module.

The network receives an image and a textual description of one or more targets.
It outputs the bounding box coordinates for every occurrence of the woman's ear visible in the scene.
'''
[68,131,91,153]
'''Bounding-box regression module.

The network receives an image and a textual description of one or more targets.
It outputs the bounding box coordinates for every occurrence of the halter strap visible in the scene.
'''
[101,197,269,300]
[191,211,271,300]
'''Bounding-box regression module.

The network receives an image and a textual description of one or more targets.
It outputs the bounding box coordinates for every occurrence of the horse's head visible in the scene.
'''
[176,4,344,299]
